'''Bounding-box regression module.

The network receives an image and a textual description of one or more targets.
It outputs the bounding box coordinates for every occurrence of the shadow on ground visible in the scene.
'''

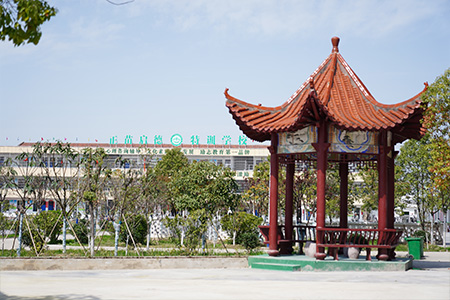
[0,292,100,300]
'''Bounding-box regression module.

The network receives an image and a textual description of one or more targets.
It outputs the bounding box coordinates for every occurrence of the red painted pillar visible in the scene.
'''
[313,121,329,260]
[268,133,280,257]
[378,132,389,260]
[339,160,349,229]
[280,162,295,254]
[386,148,396,229]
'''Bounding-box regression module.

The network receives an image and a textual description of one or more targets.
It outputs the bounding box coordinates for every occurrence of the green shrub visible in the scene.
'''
[71,218,89,244]
[21,225,45,253]
[34,211,63,244]
[120,214,148,245]
[0,213,11,236]
[413,230,429,241]
[19,211,63,252]
[221,211,262,245]
[240,231,261,252]
[163,209,208,254]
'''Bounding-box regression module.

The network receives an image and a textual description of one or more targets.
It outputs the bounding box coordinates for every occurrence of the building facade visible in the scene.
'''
[0,142,270,213]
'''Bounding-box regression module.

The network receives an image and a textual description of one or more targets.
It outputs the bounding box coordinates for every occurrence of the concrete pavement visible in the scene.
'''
[0,252,448,300]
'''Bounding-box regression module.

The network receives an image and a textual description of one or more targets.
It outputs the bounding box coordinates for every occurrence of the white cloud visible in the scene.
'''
[69,17,125,45]
[125,0,445,37]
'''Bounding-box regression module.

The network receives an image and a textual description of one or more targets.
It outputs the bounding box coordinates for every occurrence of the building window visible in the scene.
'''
[233,157,254,171]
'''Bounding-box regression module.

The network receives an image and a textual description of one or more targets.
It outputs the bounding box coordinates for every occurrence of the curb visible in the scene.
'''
[0,256,249,271]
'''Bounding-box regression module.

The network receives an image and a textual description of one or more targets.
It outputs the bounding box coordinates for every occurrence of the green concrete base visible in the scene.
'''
[248,254,412,272]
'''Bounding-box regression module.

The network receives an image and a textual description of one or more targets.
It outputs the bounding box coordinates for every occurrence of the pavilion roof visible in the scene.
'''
[225,37,427,144]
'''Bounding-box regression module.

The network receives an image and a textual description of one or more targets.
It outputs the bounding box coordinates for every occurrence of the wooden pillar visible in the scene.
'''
[378,132,389,260]
[312,121,329,260]
[387,148,396,229]
[268,133,280,257]
[339,160,349,229]
[280,162,295,254]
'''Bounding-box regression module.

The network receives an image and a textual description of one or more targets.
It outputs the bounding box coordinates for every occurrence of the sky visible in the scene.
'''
[1,0,449,147]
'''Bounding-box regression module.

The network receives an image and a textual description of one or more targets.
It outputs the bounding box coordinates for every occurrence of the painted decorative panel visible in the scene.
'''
[329,125,379,154]
[278,126,317,154]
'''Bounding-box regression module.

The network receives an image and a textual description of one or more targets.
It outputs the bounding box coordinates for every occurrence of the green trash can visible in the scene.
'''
[405,237,424,259]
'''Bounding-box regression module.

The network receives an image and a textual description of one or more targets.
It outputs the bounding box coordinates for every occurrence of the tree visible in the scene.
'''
[2,150,48,256]
[170,161,239,214]
[396,138,433,231]
[136,159,168,250]
[154,148,189,179]
[354,164,379,219]
[79,147,111,256]
[221,211,262,247]
[422,68,450,242]
[241,157,286,217]
[108,157,140,256]
[32,141,79,253]
[154,148,189,212]
[168,160,239,252]
[293,167,316,224]
[0,0,57,46]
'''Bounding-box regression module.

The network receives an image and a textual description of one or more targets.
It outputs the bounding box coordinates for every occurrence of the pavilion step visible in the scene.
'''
[251,262,302,272]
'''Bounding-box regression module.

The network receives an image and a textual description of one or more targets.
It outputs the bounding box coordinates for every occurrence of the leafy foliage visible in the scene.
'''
[221,211,262,245]
[154,148,188,178]
[239,231,261,252]
[422,68,450,214]
[21,211,62,252]
[0,0,57,46]
[396,137,433,230]
[242,157,286,215]
[353,164,379,214]
[170,161,239,214]
[71,218,89,244]
[163,209,209,254]
[120,214,147,245]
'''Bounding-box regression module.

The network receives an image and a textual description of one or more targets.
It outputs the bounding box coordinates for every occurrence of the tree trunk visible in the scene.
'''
[114,221,120,256]
[443,211,447,247]
[89,202,95,256]
[431,212,434,245]
[146,216,151,251]
[17,212,23,257]
[62,215,67,254]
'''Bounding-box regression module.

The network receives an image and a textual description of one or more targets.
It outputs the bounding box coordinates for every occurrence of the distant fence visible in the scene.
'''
[140,218,448,244]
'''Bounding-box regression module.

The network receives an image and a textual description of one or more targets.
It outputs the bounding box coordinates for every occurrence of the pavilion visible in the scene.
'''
[225,37,427,261]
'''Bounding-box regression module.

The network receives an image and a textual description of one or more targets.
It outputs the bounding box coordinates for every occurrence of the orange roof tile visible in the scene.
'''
[225,37,427,144]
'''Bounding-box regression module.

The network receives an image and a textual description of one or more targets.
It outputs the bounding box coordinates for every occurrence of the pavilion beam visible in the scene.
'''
[280,162,295,254]
[268,133,280,257]
[313,120,330,260]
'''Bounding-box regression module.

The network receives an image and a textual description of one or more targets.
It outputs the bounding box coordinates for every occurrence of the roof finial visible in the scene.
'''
[332,36,340,53]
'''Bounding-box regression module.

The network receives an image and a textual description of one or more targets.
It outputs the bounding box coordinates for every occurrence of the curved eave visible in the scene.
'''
[225,88,311,141]
[224,37,428,143]
[316,53,428,132]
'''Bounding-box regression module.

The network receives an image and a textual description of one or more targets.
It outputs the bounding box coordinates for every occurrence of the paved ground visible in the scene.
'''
[0,252,448,300]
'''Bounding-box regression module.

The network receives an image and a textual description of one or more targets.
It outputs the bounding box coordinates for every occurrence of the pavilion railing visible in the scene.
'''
[259,225,403,259]
[258,225,316,245]
[316,227,403,260]
[316,227,403,248]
